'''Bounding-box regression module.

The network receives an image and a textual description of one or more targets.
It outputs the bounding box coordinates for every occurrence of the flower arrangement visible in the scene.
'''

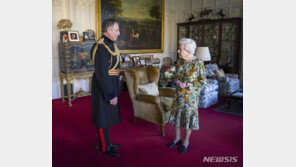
[57,19,73,31]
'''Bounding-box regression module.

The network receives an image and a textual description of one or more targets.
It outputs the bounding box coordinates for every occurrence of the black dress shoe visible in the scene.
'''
[178,144,189,153]
[96,143,120,151]
[110,143,120,149]
[96,145,120,157]
[167,140,182,148]
[104,148,120,157]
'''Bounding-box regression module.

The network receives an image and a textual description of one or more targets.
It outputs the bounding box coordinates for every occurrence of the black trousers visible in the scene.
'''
[96,128,110,152]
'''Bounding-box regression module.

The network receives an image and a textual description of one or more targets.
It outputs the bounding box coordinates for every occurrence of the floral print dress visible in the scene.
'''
[164,57,206,130]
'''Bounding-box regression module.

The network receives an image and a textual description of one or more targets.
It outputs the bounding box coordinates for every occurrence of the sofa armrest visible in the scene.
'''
[158,87,176,97]
[135,94,160,104]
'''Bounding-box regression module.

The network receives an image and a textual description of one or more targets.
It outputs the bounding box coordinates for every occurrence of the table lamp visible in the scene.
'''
[196,47,211,61]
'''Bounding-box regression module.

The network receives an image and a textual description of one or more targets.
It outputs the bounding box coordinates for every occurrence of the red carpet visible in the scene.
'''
[53,92,243,167]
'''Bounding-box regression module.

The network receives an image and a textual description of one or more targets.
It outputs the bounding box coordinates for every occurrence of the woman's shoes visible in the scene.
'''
[167,140,182,148]
[178,144,189,153]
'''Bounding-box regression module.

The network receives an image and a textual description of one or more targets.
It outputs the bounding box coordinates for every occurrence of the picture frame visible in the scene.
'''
[83,29,96,41]
[145,59,152,66]
[140,60,146,66]
[133,56,141,66]
[140,55,153,64]
[68,31,80,42]
[96,0,164,53]
[60,31,69,42]
[124,54,131,62]
[120,53,133,69]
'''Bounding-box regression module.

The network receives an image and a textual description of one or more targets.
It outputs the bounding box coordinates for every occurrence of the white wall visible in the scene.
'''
[52,0,243,99]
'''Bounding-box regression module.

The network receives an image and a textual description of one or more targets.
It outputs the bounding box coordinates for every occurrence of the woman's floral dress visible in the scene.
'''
[164,57,206,130]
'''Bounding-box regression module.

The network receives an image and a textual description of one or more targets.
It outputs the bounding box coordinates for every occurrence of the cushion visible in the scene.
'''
[214,69,225,77]
[205,63,219,77]
[138,82,159,96]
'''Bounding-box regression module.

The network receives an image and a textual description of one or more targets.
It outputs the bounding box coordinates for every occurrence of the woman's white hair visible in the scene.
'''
[179,38,197,55]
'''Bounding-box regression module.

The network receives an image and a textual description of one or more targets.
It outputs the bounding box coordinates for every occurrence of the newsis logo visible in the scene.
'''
[203,156,238,163]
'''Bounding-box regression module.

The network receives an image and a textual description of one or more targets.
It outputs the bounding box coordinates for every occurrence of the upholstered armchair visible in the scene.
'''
[124,66,176,136]
[205,63,240,96]
[217,73,240,95]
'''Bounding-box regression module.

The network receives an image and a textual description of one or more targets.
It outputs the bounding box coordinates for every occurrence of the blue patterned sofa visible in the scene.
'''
[198,78,219,108]
[204,63,240,96]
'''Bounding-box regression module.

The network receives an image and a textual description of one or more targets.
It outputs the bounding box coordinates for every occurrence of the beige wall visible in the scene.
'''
[52,0,243,99]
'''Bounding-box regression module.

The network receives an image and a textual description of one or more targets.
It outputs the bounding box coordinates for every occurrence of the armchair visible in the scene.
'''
[217,73,240,95]
[124,66,176,136]
[204,63,240,96]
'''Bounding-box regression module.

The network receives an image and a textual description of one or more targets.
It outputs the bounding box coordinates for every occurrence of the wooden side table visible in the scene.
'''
[59,72,93,106]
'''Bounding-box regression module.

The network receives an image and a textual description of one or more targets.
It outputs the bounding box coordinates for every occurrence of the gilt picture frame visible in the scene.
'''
[95,0,164,53]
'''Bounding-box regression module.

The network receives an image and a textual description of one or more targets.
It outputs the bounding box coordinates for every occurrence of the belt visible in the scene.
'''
[108,69,120,76]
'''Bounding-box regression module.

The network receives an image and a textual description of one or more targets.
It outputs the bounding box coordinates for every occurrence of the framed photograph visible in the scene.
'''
[68,31,79,42]
[60,31,69,42]
[124,54,131,62]
[146,59,152,66]
[83,31,96,41]
[140,60,146,66]
[96,0,164,53]
[140,55,153,64]
[133,56,141,66]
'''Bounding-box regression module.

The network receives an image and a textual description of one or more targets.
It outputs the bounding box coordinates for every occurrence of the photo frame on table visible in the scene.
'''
[83,30,96,41]
[96,0,164,53]
[140,55,153,65]
[68,31,80,42]
[133,56,141,66]
[124,54,131,62]
[145,59,152,66]
[120,53,133,69]
[60,31,69,42]
[140,59,146,66]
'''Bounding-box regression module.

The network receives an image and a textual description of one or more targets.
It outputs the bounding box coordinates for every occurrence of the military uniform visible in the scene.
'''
[91,35,121,153]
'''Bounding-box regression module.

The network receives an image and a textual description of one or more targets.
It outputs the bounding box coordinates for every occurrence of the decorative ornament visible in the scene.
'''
[57,19,73,31]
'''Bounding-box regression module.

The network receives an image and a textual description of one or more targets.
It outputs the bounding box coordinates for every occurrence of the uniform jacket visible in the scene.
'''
[91,35,121,128]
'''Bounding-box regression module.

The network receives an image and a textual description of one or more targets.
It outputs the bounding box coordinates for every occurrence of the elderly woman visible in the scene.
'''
[164,38,206,153]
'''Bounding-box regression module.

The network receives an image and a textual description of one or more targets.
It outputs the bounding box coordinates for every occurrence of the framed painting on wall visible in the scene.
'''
[95,0,164,53]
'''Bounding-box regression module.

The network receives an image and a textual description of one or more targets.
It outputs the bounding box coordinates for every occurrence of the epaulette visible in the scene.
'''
[97,38,104,44]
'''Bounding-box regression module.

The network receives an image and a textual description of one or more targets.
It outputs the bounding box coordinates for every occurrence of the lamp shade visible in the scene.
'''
[196,47,211,61]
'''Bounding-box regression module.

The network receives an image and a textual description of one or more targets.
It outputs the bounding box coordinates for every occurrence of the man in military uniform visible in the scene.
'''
[91,18,121,157]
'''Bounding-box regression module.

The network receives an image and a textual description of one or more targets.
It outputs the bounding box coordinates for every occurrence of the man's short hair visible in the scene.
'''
[102,18,119,33]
